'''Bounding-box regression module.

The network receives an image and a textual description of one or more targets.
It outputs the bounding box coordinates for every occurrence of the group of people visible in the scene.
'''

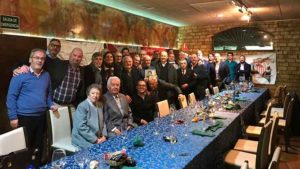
[6,38,252,165]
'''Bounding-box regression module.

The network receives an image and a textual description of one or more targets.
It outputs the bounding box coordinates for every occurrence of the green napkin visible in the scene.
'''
[133,136,144,147]
[191,129,215,137]
[205,120,224,132]
[236,97,248,102]
[122,166,138,169]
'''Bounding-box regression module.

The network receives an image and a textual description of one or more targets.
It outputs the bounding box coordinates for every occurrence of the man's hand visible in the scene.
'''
[10,119,18,128]
[13,65,29,76]
[125,95,132,104]
[96,136,107,144]
[140,119,148,125]
[181,83,188,89]
[114,128,122,135]
[50,104,59,112]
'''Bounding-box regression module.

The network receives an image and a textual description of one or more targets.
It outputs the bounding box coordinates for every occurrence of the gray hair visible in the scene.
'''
[107,76,120,88]
[30,48,46,58]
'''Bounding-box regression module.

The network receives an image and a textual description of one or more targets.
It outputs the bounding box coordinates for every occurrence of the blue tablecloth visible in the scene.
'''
[42,88,268,169]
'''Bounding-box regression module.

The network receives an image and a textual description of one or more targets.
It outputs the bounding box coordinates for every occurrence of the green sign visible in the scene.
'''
[0,15,20,29]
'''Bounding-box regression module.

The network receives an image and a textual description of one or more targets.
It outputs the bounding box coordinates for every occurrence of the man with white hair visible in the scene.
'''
[103,76,134,137]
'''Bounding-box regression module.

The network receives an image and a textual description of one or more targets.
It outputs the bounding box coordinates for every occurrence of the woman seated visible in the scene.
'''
[72,84,107,149]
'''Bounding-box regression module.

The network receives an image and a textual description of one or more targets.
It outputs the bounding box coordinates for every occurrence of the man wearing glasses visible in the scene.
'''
[7,49,58,166]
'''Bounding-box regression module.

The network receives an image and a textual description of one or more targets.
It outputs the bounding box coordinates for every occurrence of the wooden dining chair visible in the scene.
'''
[281,98,295,152]
[224,120,273,169]
[188,92,196,105]
[213,86,219,95]
[49,106,77,152]
[245,102,273,137]
[261,92,291,119]
[156,100,170,117]
[178,95,188,108]
[234,114,279,161]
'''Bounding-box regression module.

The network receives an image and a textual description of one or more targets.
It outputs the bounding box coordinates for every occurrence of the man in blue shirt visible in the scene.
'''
[225,52,238,81]
[6,48,58,165]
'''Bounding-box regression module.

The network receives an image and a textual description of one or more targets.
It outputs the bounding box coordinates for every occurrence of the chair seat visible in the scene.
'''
[260,108,284,118]
[260,118,285,127]
[246,126,262,136]
[234,139,258,154]
[224,150,256,169]
[51,138,77,152]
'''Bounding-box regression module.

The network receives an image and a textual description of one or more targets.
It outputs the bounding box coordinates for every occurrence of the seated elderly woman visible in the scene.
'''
[72,84,107,149]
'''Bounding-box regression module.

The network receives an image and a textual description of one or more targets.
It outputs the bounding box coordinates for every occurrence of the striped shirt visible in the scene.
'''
[53,65,81,104]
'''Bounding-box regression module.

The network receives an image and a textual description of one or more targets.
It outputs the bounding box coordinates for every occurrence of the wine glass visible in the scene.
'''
[121,127,128,150]
[74,150,88,169]
[153,116,160,135]
[51,149,66,169]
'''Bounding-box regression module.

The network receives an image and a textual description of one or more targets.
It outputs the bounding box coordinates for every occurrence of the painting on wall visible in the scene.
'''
[0,0,178,48]
[246,53,277,85]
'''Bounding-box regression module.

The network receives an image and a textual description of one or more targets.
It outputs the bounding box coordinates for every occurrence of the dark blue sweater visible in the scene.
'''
[6,71,53,120]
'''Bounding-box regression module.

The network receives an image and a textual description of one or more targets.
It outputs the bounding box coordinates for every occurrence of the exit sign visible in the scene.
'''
[0,15,20,29]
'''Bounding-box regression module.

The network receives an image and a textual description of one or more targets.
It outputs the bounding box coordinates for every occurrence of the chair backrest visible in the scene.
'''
[282,92,291,118]
[269,115,279,157]
[205,88,210,96]
[264,102,273,124]
[188,92,196,105]
[285,98,295,132]
[49,107,72,146]
[213,86,219,95]
[156,100,170,117]
[0,127,27,156]
[256,120,273,169]
[280,85,287,106]
[268,146,281,169]
[178,95,188,108]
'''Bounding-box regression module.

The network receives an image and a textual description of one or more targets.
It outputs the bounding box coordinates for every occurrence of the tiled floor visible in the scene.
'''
[279,137,300,169]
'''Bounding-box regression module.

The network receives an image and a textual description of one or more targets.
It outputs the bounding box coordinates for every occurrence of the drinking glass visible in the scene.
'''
[153,116,160,135]
[74,150,88,169]
[121,128,128,150]
[51,149,66,169]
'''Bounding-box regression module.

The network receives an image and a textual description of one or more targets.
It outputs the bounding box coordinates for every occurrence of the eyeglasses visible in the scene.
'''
[50,43,61,48]
[31,56,46,61]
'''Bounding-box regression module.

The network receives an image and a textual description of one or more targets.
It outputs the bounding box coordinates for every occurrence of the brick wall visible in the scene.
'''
[178,20,300,96]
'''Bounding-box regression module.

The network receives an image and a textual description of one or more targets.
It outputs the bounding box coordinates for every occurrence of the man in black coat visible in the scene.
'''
[177,59,196,98]
[235,55,251,82]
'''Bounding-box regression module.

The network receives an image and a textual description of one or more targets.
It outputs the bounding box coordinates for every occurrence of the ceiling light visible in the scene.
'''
[217,14,224,17]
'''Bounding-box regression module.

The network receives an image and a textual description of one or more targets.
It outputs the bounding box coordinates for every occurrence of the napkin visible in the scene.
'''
[133,136,144,147]
[122,166,138,169]
[236,97,248,102]
[191,129,215,137]
[205,120,224,132]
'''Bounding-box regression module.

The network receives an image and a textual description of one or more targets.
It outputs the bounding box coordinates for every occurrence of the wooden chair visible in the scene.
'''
[156,100,170,117]
[178,95,188,108]
[234,115,279,161]
[268,146,281,169]
[188,92,196,105]
[224,120,273,169]
[246,102,272,137]
[49,106,77,152]
[261,92,291,119]
[213,86,219,95]
[281,98,295,152]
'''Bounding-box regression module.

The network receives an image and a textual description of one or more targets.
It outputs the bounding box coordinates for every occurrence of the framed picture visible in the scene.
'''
[145,69,156,78]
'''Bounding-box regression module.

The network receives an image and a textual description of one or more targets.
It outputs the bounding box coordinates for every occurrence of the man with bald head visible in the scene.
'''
[51,47,85,105]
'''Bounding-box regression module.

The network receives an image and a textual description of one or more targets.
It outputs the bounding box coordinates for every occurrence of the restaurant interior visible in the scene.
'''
[0,0,300,169]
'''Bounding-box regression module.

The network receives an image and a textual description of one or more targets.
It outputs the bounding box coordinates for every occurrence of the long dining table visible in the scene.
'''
[42,88,269,169]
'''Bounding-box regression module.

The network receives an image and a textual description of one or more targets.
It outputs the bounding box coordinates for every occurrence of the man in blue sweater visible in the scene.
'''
[6,48,58,165]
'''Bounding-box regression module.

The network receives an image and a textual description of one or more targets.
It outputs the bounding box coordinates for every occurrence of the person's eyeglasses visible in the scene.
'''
[50,43,61,48]
[31,56,46,61]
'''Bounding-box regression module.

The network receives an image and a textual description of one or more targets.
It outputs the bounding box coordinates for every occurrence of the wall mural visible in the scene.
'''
[0,0,178,48]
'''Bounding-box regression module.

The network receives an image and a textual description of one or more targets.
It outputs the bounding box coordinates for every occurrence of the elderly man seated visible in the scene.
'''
[103,76,135,137]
